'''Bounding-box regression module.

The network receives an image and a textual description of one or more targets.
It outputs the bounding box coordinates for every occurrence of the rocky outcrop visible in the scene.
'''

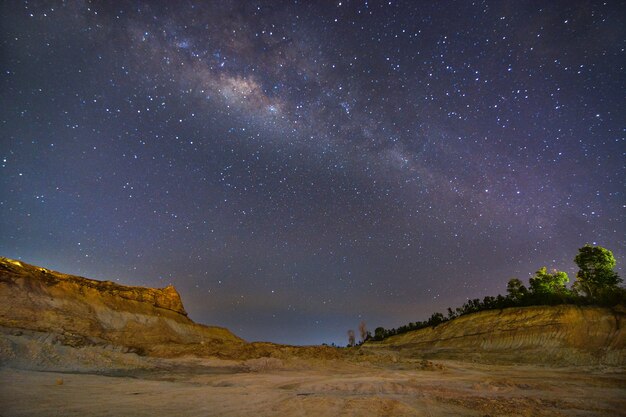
[361,305,626,365]
[0,257,242,357]
[1,258,187,315]
[0,257,347,369]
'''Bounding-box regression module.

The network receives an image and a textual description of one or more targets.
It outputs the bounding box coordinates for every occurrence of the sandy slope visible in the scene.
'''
[2,258,625,416]
[0,258,244,358]
[361,305,626,366]
[1,358,625,417]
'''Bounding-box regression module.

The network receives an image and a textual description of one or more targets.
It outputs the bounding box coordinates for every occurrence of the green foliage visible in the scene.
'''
[529,267,569,295]
[573,245,622,298]
[593,286,626,306]
[368,245,624,343]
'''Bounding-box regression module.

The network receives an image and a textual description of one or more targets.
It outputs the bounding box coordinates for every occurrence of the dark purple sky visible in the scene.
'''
[1,1,624,345]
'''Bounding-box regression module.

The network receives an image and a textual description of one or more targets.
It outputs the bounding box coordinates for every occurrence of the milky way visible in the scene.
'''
[1,1,624,345]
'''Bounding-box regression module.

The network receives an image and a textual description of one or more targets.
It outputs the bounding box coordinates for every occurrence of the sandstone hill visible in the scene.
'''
[1,257,624,370]
[0,257,342,371]
[0,257,248,359]
[361,304,626,366]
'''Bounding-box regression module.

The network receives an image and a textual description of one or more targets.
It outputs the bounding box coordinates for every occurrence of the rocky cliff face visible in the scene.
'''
[0,257,242,358]
[2,258,187,315]
[362,305,626,365]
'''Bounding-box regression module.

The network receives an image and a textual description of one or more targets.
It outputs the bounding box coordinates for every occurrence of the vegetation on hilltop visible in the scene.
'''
[366,244,624,343]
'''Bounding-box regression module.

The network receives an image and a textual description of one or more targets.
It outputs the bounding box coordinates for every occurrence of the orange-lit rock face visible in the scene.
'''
[0,257,346,362]
[0,257,241,355]
[0,256,187,316]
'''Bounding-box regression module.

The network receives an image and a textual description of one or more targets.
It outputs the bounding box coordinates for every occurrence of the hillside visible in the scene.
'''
[0,257,346,371]
[0,257,251,359]
[361,304,626,365]
[1,257,624,370]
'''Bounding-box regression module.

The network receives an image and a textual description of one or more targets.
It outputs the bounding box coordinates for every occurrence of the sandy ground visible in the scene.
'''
[1,358,625,417]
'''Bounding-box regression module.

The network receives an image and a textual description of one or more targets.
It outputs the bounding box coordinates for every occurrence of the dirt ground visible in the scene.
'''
[1,357,624,417]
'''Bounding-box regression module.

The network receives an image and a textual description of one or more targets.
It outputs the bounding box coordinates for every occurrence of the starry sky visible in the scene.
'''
[1,1,624,346]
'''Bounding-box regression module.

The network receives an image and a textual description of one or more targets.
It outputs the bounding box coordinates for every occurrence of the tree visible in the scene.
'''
[574,245,622,298]
[427,312,445,326]
[358,321,368,343]
[482,295,496,308]
[528,267,569,295]
[506,278,528,301]
[374,327,385,341]
[347,329,355,347]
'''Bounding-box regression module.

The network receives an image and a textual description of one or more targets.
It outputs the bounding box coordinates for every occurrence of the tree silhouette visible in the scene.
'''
[574,245,622,298]
[374,327,385,341]
[347,329,355,347]
[358,321,368,342]
[506,278,528,300]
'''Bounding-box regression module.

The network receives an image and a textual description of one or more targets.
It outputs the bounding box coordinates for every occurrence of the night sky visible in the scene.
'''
[1,1,624,346]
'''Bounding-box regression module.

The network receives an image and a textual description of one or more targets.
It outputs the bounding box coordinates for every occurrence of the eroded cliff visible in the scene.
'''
[0,257,242,358]
[361,305,626,365]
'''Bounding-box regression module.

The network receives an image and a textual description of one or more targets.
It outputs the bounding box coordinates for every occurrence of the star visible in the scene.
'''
[0,0,623,346]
